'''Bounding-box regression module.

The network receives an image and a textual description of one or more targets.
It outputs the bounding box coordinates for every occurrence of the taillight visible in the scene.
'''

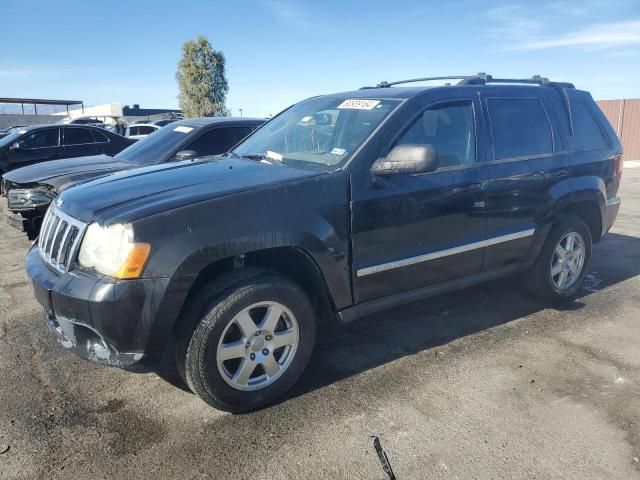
[614,153,623,180]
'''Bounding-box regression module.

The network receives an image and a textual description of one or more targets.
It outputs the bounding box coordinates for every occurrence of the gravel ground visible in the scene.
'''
[0,170,639,480]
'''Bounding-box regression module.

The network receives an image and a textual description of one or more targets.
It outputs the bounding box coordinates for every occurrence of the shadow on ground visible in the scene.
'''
[285,232,640,402]
[156,233,640,408]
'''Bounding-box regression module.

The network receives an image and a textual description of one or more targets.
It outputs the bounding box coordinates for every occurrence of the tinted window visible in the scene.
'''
[139,126,157,135]
[569,102,609,150]
[19,129,59,149]
[487,98,553,160]
[64,127,95,145]
[114,123,198,164]
[395,102,476,168]
[187,126,256,156]
[92,129,109,143]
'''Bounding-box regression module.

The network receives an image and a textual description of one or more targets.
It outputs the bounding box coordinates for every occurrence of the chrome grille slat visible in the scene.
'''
[56,225,72,269]
[38,204,87,273]
[47,218,62,263]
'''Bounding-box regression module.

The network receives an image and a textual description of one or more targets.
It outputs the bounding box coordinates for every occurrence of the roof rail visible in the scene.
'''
[361,76,477,89]
[363,73,575,90]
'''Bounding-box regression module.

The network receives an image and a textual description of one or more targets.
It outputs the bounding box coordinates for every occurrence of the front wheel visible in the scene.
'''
[523,215,592,303]
[181,273,316,413]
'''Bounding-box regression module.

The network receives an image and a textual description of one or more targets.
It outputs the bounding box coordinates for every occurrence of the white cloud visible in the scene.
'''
[510,20,640,51]
[264,0,312,28]
[486,5,544,40]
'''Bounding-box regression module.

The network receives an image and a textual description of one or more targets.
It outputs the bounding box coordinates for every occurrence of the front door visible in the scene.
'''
[9,127,62,169]
[351,95,490,303]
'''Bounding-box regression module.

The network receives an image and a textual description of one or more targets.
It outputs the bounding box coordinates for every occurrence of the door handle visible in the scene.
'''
[452,183,484,195]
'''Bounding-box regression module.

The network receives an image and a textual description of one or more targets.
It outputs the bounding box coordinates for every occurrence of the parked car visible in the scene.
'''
[0,124,133,175]
[153,118,180,127]
[25,74,622,413]
[3,117,263,237]
[127,123,161,139]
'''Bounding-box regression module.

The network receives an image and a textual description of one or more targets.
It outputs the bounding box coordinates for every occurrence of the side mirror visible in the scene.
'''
[9,142,20,151]
[174,150,198,161]
[371,144,438,177]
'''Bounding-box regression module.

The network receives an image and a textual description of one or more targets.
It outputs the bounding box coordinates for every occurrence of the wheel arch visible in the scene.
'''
[546,175,606,243]
[164,243,341,349]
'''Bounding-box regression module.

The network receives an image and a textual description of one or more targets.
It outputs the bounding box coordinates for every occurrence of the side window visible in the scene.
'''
[18,129,59,149]
[487,98,553,160]
[187,127,256,156]
[140,126,157,135]
[92,129,109,143]
[129,126,141,136]
[395,102,476,168]
[569,102,609,150]
[64,127,95,145]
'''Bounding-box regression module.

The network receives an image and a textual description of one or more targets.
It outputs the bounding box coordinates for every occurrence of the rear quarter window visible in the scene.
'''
[568,102,609,150]
[487,98,553,160]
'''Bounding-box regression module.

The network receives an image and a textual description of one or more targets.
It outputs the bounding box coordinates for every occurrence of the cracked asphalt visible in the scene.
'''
[1,168,639,479]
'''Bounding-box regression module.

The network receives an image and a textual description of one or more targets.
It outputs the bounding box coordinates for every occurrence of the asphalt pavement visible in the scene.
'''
[1,168,639,479]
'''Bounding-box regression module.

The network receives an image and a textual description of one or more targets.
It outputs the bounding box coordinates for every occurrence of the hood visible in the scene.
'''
[3,155,133,186]
[59,157,323,224]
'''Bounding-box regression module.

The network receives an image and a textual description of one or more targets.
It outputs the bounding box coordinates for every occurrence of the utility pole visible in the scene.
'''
[238,108,243,118]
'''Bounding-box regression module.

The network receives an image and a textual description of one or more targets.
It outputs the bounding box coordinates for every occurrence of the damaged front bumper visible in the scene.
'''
[44,309,145,368]
[25,244,176,370]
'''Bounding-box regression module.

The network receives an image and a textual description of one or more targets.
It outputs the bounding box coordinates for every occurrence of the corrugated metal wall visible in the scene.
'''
[597,99,640,160]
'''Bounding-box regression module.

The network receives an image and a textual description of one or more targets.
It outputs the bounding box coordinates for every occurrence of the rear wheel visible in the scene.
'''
[178,272,316,412]
[523,215,592,303]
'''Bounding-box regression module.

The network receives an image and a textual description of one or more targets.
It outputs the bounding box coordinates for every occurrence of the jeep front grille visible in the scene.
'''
[38,205,87,273]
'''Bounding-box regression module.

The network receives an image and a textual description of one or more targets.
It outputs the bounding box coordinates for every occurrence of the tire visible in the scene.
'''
[174,268,269,386]
[523,215,592,304]
[178,271,316,413]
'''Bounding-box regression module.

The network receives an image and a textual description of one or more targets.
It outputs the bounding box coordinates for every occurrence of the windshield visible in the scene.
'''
[0,132,23,148]
[115,124,197,164]
[233,97,401,169]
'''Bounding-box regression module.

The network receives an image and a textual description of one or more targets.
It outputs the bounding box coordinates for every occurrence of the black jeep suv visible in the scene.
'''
[25,74,622,412]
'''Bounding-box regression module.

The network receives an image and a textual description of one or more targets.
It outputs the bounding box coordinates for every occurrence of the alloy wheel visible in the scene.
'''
[216,301,299,391]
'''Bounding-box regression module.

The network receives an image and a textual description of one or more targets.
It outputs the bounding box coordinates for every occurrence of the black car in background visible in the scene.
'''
[0,124,133,174]
[3,117,264,237]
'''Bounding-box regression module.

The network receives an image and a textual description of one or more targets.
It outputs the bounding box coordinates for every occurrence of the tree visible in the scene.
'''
[176,36,229,118]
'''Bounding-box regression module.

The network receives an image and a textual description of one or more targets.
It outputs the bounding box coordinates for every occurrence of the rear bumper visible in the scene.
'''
[25,245,192,369]
[603,196,621,237]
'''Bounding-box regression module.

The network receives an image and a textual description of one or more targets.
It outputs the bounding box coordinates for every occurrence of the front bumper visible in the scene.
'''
[25,245,184,369]
[4,207,45,234]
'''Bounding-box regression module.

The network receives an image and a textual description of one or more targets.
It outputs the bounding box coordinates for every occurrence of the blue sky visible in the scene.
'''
[1,0,639,117]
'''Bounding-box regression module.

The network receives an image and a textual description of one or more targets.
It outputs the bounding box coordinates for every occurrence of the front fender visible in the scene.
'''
[132,172,352,312]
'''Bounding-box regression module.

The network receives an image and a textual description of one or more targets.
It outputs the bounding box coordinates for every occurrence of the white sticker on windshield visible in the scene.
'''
[337,99,380,110]
[331,148,347,156]
[173,126,193,133]
[266,150,283,161]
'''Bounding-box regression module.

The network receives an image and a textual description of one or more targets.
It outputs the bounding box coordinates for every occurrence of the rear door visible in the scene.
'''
[9,127,62,169]
[63,127,102,158]
[480,90,569,270]
[350,92,491,302]
[90,129,110,154]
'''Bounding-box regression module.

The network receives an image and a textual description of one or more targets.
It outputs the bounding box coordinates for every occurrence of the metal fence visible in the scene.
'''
[597,99,640,160]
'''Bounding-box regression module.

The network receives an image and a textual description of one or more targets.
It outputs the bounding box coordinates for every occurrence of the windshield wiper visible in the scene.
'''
[238,152,285,165]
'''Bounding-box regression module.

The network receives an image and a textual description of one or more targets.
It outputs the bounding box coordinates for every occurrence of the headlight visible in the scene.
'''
[78,223,151,279]
[7,188,55,209]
